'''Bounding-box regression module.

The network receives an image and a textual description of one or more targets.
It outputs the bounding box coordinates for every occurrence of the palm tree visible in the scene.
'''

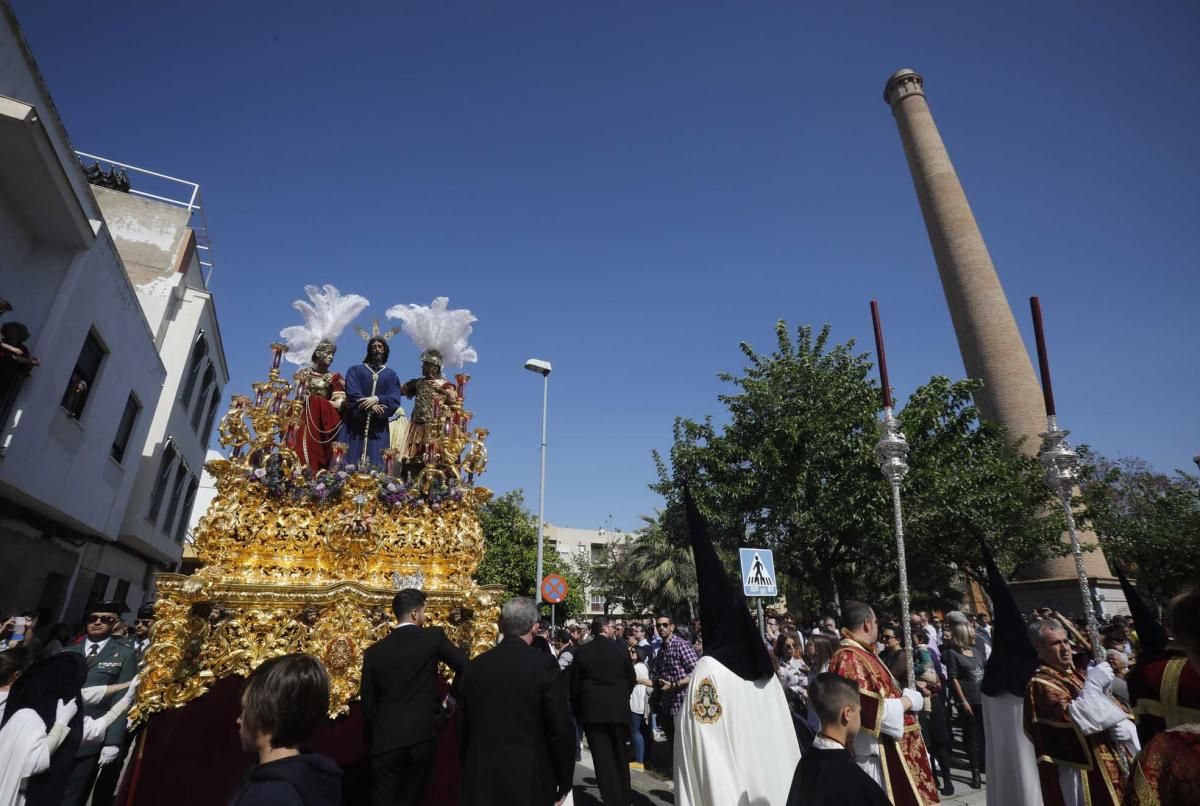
[618,513,697,620]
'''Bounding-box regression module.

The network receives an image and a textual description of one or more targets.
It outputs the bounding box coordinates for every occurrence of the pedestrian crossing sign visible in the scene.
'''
[739,548,777,597]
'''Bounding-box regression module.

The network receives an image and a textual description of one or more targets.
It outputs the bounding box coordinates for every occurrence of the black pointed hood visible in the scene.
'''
[979,540,1039,698]
[1113,562,1169,658]
[683,489,775,682]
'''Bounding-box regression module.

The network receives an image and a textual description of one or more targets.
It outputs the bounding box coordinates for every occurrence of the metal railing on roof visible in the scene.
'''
[75,150,216,286]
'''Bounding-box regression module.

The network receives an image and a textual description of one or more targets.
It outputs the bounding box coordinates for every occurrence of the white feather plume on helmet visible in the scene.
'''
[279,284,371,366]
[385,297,479,368]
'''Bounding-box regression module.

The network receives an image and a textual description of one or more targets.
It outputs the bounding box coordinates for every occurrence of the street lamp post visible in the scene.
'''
[525,359,553,608]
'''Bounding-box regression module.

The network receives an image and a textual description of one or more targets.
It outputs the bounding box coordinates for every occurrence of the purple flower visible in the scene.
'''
[254,468,267,479]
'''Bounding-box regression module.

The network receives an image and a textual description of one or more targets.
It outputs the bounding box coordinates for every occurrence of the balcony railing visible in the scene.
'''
[75,151,216,286]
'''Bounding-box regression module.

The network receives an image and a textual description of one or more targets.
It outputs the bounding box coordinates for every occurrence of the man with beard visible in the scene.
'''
[343,337,404,469]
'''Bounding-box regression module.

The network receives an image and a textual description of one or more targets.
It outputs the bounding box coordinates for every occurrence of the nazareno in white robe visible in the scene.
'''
[0,711,70,806]
[674,655,802,806]
[983,692,1044,806]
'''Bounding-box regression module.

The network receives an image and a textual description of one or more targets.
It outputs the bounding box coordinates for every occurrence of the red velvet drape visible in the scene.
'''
[118,675,461,806]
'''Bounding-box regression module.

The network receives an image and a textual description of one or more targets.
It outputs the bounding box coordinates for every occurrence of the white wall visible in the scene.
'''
[0,6,176,618]
[110,204,227,565]
[544,524,629,614]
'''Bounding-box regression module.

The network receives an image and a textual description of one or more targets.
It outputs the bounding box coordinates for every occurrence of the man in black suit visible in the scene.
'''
[360,588,467,806]
[570,616,636,805]
[458,596,574,806]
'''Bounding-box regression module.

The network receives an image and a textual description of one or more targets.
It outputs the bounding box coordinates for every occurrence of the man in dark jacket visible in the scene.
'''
[231,653,342,806]
[570,616,636,805]
[787,672,889,806]
[458,597,574,806]
[361,588,467,806]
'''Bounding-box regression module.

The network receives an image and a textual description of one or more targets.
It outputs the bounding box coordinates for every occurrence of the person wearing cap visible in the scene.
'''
[61,601,137,806]
[672,493,800,805]
[828,600,939,805]
[132,604,154,666]
[90,602,156,806]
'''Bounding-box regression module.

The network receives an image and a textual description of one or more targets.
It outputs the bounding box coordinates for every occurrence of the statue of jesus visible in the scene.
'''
[342,337,403,469]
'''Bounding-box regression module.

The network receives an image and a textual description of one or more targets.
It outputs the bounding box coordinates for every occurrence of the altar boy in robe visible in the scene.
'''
[787,672,889,806]
[343,337,403,469]
[1124,589,1200,805]
[1023,619,1135,806]
[829,600,940,805]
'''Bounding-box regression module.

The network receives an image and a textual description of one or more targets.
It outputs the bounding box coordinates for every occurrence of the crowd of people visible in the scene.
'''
[0,600,148,806]
[2,576,1196,806]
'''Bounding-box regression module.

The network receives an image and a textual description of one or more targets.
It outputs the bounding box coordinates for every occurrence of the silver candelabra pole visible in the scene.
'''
[1039,415,1102,655]
[876,407,916,691]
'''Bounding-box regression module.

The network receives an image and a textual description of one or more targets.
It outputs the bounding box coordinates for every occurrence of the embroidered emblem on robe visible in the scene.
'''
[692,676,723,724]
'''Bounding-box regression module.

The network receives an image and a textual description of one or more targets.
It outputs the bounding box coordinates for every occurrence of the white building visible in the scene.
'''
[0,6,225,620]
[544,523,629,616]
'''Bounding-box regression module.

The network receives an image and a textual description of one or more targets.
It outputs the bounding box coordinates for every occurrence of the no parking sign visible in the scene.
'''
[541,573,568,604]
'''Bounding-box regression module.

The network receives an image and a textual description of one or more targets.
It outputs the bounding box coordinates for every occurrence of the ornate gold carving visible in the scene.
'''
[132,346,498,723]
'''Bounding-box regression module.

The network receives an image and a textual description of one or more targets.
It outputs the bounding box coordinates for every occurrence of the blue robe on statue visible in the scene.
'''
[342,363,403,469]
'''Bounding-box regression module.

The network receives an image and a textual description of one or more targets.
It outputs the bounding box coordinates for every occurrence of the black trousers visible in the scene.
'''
[89,727,139,806]
[583,723,631,806]
[958,705,986,773]
[62,753,100,806]
[370,739,436,806]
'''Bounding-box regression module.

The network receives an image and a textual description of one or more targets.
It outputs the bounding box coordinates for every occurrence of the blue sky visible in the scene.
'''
[14,2,1199,531]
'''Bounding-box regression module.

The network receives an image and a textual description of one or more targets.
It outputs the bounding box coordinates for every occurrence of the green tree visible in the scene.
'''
[475,490,586,621]
[651,321,1064,613]
[1079,450,1200,608]
[591,513,698,620]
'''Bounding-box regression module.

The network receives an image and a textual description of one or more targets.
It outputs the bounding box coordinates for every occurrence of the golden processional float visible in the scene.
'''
[132,291,496,722]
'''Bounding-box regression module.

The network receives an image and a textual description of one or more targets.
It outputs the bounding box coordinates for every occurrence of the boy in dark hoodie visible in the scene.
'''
[231,653,342,806]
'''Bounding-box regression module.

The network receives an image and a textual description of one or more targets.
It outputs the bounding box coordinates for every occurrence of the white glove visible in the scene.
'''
[82,717,105,744]
[902,687,924,712]
[55,697,78,726]
[1084,662,1114,692]
[81,685,108,705]
[98,745,120,767]
[1108,719,1135,744]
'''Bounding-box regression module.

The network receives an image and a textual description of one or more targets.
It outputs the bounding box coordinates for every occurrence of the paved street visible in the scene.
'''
[572,745,675,805]
[570,739,989,805]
